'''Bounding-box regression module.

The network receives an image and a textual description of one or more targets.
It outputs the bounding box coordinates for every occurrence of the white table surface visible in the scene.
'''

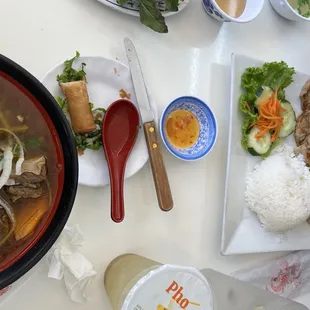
[1,0,310,309]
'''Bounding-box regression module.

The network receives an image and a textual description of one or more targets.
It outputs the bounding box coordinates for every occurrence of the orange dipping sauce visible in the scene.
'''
[165,110,200,149]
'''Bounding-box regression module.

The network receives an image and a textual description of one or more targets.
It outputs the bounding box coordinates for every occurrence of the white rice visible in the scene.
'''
[245,145,310,232]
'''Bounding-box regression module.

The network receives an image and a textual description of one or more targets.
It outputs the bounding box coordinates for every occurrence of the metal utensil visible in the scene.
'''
[124,37,173,212]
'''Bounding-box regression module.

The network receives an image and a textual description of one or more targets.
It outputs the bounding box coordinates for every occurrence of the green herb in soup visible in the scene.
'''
[288,0,310,18]
[55,52,106,155]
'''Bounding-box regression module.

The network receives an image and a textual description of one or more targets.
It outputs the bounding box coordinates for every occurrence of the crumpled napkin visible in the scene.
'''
[231,251,310,300]
[47,225,97,303]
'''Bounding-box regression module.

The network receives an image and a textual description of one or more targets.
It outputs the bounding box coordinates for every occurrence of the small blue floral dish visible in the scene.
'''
[160,96,217,161]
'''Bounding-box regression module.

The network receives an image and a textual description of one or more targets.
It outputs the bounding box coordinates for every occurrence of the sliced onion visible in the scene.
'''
[0,147,13,190]
[5,179,16,186]
[0,128,24,175]
[0,196,15,247]
[0,158,4,172]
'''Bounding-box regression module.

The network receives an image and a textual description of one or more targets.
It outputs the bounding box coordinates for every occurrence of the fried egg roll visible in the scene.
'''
[61,80,96,134]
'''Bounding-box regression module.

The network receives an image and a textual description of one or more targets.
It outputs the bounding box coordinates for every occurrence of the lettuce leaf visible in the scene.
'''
[241,117,252,150]
[241,61,295,101]
[239,61,295,152]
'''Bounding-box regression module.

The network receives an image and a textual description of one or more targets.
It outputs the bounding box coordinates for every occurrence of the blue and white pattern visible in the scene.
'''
[106,0,167,12]
[160,96,217,161]
[201,0,230,22]
[98,0,190,18]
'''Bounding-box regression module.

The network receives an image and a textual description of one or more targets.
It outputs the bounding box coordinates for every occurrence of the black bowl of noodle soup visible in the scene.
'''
[0,55,78,289]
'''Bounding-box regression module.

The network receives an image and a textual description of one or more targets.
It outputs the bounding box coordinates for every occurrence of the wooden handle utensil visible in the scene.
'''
[143,121,173,212]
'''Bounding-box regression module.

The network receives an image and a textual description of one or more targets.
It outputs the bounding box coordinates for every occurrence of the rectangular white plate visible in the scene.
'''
[222,54,310,255]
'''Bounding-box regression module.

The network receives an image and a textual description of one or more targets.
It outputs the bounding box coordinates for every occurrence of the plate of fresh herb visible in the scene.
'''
[41,52,158,187]
[97,0,190,33]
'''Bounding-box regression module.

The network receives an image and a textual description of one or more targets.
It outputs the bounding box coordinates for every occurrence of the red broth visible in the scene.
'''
[0,72,64,271]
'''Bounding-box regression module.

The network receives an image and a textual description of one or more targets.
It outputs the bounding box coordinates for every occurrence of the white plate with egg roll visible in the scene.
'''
[41,56,158,187]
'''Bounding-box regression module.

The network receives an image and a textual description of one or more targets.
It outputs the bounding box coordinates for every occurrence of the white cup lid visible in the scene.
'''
[122,265,213,310]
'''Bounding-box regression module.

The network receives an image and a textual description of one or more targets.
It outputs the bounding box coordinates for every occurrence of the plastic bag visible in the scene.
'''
[231,251,310,299]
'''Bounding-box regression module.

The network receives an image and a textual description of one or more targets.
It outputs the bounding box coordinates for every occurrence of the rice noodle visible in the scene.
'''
[0,196,16,247]
[5,179,15,186]
[0,147,13,189]
[0,128,24,175]
[0,159,4,172]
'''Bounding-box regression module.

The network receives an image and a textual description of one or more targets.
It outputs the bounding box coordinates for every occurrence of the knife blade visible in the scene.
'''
[124,37,173,212]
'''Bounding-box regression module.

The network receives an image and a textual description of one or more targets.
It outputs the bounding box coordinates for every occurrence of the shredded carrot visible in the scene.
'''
[245,102,251,111]
[253,88,286,142]
[249,122,256,128]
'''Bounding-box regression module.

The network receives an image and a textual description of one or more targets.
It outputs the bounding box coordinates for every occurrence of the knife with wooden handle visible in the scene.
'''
[124,37,173,212]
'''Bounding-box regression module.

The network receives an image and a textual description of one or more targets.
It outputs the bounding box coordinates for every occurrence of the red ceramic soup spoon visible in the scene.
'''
[102,99,140,223]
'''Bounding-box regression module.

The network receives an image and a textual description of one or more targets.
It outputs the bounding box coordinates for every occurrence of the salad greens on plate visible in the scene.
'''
[117,0,179,33]
[239,61,296,157]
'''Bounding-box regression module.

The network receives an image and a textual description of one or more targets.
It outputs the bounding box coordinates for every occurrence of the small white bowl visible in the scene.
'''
[269,0,310,21]
[202,0,264,23]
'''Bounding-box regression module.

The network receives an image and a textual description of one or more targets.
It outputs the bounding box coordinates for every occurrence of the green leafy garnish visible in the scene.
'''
[74,131,102,152]
[55,96,70,120]
[239,61,295,154]
[241,61,295,101]
[140,0,168,33]
[166,0,178,11]
[56,51,86,84]
[118,0,179,33]
[94,107,106,113]
[25,139,41,149]
[292,0,310,18]
[55,96,67,109]
[241,117,254,150]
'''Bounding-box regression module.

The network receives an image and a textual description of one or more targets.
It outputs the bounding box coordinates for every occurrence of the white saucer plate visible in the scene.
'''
[42,56,158,187]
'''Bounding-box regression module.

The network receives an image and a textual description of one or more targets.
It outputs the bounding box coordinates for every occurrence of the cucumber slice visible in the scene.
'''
[255,86,273,108]
[279,101,296,138]
[247,127,271,155]
[248,148,261,156]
